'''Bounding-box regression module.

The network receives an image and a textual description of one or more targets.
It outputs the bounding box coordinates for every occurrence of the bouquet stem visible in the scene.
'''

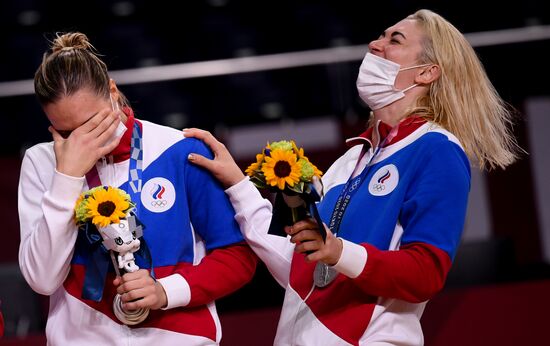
[283,193,307,225]
[291,207,300,224]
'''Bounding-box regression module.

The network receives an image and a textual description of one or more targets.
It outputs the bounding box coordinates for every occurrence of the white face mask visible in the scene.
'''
[356,53,430,110]
[104,93,128,147]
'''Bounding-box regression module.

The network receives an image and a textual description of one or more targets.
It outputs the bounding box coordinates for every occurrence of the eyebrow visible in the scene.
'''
[381,30,407,40]
[392,31,406,39]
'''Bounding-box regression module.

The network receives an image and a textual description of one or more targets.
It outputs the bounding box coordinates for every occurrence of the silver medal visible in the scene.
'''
[313,262,338,287]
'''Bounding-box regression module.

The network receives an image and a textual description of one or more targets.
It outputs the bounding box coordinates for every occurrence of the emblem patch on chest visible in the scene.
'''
[141,177,176,213]
[368,164,399,196]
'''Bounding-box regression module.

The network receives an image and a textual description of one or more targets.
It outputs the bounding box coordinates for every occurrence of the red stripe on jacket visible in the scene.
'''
[289,242,451,345]
[358,242,451,303]
[64,242,257,341]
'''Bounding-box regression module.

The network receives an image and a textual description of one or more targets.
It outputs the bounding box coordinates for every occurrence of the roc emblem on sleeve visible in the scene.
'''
[141,177,176,213]
[368,164,399,196]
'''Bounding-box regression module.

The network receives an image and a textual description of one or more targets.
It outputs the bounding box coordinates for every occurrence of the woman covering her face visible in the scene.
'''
[18,32,258,345]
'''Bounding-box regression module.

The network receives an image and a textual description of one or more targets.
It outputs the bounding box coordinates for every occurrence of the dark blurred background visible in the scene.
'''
[1,1,550,345]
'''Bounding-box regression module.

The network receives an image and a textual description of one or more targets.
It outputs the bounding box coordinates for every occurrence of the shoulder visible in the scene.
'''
[141,120,184,144]
[415,124,471,180]
[140,120,212,161]
[387,122,465,154]
[321,145,363,192]
[395,122,468,164]
[421,123,464,150]
[19,142,56,186]
[22,142,55,164]
[422,124,468,163]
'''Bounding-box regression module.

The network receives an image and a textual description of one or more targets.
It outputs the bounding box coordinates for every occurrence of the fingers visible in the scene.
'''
[115,270,166,310]
[184,128,246,189]
[285,218,319,236]
[288,229,322,244]
[98,128,123,156]
[294,238,323,254]
[183,128,224,154]
[288,222,342,265]
[187,153,214,170]
[123,295,156,311]
[120,285,154,303]
[48,126,64,142]
[72,108,122,150]
[183,128,221,171]
[76,108,113,135]
[113,276,122,286]
[115,270,152,295]
[89,109,120,142]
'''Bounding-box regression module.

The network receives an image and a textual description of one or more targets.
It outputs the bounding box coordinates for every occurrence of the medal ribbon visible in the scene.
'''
[327,126,395,236]
[81,121,154,302]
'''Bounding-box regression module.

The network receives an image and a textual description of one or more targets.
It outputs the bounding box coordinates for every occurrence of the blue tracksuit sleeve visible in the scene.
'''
[184,138,244,250]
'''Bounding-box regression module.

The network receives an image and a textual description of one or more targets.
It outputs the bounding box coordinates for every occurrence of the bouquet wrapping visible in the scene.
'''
[245,140,326,240]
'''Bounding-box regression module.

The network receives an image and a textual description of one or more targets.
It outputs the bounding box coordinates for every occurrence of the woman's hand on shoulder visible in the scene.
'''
[183,128,245,189]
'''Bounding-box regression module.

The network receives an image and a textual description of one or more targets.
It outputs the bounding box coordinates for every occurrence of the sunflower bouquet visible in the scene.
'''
[74,186,135,228]
[74,186,150,325]
[245,140,326,240]
[245,140,322,194]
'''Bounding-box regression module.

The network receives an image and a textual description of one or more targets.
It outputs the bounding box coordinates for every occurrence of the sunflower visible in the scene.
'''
[262,149,302,190]
[245,152,265,176]
[84,187,132,228]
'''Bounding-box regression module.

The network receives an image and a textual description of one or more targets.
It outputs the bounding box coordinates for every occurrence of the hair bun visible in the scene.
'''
[51,32,93,53]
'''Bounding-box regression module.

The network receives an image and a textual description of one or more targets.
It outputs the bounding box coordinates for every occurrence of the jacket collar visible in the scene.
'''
[345,115,427,149]
[109,107,140,163]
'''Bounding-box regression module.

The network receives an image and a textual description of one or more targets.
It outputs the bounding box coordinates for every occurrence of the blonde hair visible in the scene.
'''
[407,10,522,170]
[34,32,128,108]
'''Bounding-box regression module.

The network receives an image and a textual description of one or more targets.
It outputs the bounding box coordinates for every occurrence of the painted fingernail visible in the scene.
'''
[188,154,194,161]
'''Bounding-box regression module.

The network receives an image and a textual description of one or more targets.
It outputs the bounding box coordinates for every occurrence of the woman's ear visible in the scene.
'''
[109,78,119,102]
[415,65,441,85]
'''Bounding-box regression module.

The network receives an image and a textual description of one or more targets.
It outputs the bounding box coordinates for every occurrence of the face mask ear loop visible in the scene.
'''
[396,64,432,93]
[109,93,120,112]
[400,83,418,93]
[399,63,432,72]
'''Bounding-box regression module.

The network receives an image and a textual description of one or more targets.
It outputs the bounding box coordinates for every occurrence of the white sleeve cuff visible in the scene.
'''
[332,238,368,278]
[225,176,264,213]
[157,274,191,309]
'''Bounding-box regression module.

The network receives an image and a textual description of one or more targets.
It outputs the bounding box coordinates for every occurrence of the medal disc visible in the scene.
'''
[313,262,338,287]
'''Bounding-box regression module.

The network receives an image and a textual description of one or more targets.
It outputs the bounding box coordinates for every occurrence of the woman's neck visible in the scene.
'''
[371,100,411,147]
[372,104,407,127]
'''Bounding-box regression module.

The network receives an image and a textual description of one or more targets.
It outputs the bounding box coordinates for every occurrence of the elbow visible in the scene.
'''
[403,269,448,303]
[19,260,64,296]
[406,278,445,303]
[21,272,62,296]
[33,282,61,296]
[399,243,452,303]
[242,248,259,283]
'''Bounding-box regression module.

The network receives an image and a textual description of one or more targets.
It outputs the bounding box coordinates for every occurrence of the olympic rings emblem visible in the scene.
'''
[371,183,385,192]
[151,200,168,207]
[349,178,361,192]
[142,178,175,213]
